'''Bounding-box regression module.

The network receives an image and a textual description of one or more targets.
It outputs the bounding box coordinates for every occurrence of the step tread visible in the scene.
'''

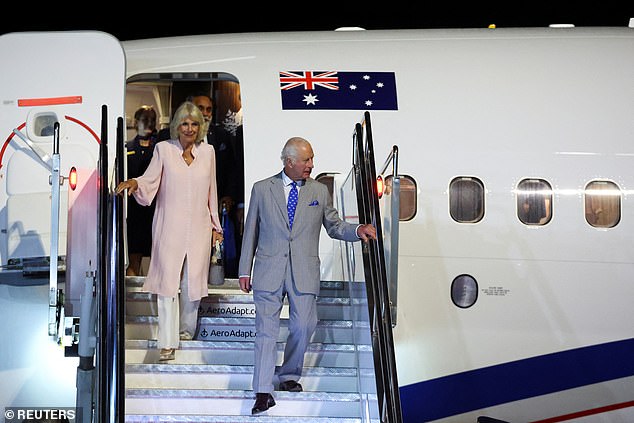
[126,339,369,352]
[125,278,367,298]
[128,292,364,306]
[126,388,375,401]
[125,390,377,418]
[127,316,368,327]
[125,415,377,423]
[126,364,359,376]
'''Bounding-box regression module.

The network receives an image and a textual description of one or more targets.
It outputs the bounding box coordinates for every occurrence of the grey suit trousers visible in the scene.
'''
[252,260,318,393]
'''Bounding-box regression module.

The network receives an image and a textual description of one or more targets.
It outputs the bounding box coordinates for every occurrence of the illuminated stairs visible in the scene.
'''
[124,277,380,422]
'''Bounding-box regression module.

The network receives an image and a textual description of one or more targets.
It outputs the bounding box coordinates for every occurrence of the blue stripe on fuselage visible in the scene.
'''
[400,338,634,422]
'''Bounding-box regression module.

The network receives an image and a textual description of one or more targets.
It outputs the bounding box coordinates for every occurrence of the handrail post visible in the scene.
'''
[49,122,61,336]
[353,112,403,422]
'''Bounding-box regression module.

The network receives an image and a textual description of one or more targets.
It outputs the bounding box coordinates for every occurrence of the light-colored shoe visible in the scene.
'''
[179,331,193,340]
[159,348,175,361]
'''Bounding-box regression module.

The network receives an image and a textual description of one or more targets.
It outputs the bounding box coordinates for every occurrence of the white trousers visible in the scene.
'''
[156,257,200,349]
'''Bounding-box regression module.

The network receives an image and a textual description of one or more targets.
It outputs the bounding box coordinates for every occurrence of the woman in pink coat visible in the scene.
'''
[116,101,223,361]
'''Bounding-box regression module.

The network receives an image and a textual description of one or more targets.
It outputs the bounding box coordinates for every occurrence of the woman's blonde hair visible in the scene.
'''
[169,101,206,143]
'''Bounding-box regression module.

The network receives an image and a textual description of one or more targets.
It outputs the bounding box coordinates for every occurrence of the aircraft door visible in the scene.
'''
[0,32,124,315]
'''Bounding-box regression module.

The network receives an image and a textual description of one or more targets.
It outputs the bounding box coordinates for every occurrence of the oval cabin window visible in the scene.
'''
[449,177,485,223]
[584,180,621,228]
[516,179,552,226]
[384,175,417,221]
[451,274,478,308]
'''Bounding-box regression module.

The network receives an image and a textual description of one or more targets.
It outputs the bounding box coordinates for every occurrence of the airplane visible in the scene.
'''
[0,21,633,422]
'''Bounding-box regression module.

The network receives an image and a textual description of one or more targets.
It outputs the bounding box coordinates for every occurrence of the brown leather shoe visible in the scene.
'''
[251,393,275,414]
[278,380,303,392]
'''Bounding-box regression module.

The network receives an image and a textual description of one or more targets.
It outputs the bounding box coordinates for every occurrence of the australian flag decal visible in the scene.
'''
[280,71,398,110]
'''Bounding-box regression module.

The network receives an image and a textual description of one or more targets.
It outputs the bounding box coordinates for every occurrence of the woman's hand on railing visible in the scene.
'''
[115,179,138,196]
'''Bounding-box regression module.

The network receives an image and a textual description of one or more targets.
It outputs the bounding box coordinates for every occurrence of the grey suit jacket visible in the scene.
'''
[239,172,360,295]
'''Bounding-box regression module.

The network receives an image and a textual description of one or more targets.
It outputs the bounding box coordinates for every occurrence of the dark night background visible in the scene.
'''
[1,6,633,41]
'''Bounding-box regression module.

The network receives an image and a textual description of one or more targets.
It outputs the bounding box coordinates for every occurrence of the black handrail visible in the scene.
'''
[353,112,403,423]
[377,145,400,327]
[97,105,108,423]
[115,116,126,420]
[97,107,126,423]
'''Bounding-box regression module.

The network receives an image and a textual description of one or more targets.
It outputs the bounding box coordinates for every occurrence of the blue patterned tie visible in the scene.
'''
[287,181,298,229]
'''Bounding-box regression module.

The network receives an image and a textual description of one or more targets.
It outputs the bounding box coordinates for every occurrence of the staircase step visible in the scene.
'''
[125,340,375,369]
[126,414,380,422]
[125,278,368,299]
[125,389,378,419]
[124,277,380,421]
[126,293,367,321]
[125,364,378,393]
[125,317,371,345]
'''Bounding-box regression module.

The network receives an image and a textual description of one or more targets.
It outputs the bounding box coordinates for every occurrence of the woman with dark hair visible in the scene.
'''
[125,105,158,276]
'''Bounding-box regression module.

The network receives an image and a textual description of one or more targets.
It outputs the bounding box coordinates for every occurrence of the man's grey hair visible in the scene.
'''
[281,137,309,165]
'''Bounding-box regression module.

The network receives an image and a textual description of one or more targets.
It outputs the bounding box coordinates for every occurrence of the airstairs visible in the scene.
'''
[124,277,380,422]
[81,110,402,422]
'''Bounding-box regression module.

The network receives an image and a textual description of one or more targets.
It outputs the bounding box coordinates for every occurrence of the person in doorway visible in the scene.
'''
[238,137,376,414]
[116,101,223,362]
[125,105,158,276]
[190,93,242,277]
[160,93,242,277]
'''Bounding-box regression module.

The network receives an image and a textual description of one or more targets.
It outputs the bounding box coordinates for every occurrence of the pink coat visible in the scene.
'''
[132,139,222,301]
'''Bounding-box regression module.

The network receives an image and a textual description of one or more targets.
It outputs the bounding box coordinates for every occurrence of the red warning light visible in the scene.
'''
[69,167,77,190]
[376,176,384,199]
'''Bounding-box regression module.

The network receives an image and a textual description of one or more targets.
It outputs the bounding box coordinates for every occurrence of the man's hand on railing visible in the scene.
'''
[357,224,377,242]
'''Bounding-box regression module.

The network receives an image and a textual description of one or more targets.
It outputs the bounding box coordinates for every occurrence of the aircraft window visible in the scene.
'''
[451,274,478,308]
[384,175,417,221]
[449,177,485,223]
[516,179,552,225]
[33,113,58,138]
[584,180,621,228]
[315,173,335,199]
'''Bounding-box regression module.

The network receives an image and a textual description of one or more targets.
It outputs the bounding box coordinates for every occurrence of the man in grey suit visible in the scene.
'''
[239,137,376,414]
